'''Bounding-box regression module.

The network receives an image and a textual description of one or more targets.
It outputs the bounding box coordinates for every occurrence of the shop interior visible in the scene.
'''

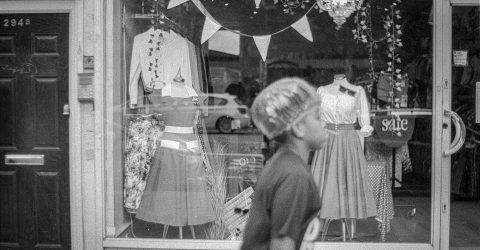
[118,0,480,246]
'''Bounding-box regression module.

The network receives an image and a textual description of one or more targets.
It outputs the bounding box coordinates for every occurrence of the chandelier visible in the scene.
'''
[316,0,364,29]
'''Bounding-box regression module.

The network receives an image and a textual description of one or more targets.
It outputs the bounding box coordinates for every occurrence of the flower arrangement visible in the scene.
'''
[204,142,229,240]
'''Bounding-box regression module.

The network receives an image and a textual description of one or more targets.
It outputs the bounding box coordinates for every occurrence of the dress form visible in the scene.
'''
[135,67,214,237]
[168,69,200,238]
[312,74,376,241]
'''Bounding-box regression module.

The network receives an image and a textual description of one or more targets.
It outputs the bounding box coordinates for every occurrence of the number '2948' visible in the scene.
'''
[3,19,31,27]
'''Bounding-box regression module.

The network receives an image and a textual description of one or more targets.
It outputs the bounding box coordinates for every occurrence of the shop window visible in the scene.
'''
[114,0,434,244]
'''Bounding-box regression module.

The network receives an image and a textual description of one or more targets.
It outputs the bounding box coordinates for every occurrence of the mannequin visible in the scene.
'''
[311,74,377,241]
[135,69,214,238]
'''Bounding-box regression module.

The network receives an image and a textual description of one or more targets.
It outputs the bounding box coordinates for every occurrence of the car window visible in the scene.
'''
[233,98,243,106]
[204,97,228,106]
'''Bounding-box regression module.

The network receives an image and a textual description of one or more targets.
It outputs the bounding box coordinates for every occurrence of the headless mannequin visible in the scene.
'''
[161,83,197,238]
[319,74,362,241]
[163,69,197,238]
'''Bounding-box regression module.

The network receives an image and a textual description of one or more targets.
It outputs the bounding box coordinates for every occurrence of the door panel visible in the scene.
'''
[449,5,480,249]
[0,78,15,148]
[0,13,69,249]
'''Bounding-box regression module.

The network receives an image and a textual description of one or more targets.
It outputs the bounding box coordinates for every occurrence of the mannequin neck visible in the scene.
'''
[172,79,186,88]
[332,74,355,90]
[333,74,347,85]
[170,79,189,97]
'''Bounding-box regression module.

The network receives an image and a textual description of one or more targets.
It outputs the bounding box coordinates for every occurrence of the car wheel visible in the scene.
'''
[217,116,233,133]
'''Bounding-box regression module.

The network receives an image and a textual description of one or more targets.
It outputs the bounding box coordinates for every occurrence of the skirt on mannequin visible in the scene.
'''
[136,146,214,226]
[311,129,377,220]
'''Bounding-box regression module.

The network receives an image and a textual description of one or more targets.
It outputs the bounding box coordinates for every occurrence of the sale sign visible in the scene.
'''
[373,114,415,148]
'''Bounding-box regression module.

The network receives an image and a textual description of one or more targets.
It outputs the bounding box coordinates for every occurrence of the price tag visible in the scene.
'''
[453,50,468,67]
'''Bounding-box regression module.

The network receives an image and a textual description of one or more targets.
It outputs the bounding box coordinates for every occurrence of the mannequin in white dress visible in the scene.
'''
[311,74,377,241]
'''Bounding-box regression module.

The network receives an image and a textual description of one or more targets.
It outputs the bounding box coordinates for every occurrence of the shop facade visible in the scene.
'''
[0,0,479,249]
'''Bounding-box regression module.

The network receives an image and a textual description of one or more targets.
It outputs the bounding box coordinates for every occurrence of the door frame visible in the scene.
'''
[440,0,480,249]
[0,1,82,249]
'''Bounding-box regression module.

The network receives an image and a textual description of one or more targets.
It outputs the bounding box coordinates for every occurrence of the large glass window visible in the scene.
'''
[116,0,434,243]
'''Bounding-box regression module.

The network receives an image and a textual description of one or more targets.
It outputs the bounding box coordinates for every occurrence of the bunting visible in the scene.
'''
[291,15,313,42]
[253,35,271,62]
[167,0,190,9]
[201,16,222,44]
[208,31,241,56]
[171,0,314,61]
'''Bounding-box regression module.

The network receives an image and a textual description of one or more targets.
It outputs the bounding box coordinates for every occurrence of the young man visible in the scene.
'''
[241,77,329,250]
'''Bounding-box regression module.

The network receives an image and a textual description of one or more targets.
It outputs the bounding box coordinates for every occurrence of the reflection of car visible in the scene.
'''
[202,94,251,133]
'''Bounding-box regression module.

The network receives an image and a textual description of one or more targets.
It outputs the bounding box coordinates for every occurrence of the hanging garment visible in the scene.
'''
[135,88,215,226]
[128,28,193,108]
[123,117,163,213]
[311,84,377,220]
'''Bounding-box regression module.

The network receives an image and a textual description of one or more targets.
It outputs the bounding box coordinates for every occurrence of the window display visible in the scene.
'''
[311,73,377,241]
[115,0,434,244]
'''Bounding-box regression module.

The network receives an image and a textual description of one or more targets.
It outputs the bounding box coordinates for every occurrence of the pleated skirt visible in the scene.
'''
[311,130,377,220]
[136,147,214,226]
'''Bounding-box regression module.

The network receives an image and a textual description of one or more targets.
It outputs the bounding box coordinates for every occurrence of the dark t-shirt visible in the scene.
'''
[240,148,321,250]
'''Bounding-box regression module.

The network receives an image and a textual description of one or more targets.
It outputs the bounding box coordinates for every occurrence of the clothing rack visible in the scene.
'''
[123,12,187,36]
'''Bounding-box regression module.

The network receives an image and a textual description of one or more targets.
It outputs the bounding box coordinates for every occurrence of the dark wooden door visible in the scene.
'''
[0,13,70,249]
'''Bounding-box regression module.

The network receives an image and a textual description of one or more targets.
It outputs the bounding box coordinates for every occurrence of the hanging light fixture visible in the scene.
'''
[316,0,364,29]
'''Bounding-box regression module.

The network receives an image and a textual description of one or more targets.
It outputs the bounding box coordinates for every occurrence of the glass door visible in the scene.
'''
[448,3,480,250]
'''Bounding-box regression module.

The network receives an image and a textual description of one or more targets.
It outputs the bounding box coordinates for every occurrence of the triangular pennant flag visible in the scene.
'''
[255,0,262,8]
[291,15,313,42]
[167,0,190,9]
[253,35,271,62]
[201,16,222,44]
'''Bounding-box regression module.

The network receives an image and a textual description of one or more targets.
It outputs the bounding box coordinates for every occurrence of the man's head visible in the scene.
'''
[251,77,328,150]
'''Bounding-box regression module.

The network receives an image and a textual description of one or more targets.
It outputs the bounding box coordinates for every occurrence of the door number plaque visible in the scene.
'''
[3,18,31,27]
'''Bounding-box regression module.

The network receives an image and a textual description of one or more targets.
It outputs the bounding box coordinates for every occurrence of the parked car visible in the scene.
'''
[202,93,251,133]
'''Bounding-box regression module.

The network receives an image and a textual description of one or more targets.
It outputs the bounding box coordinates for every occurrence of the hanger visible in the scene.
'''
[152,12,186,36]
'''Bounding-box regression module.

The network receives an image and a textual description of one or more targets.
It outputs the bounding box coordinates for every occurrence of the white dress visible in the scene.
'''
[311,84,377,219]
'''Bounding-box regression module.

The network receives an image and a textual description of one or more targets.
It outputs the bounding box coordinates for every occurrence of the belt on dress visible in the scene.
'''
[164,126,194,134]
[325,123,357,131]
[160,139,198,150]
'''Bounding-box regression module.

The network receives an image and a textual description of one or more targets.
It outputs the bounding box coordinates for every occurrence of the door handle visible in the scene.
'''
[443,110,466,156]
[63,104,70,116]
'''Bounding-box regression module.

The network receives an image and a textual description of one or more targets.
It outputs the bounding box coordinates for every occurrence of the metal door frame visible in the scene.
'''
[439,0,480,249]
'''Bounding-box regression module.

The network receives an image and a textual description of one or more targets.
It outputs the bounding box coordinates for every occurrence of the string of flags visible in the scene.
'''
[167,0,314,61]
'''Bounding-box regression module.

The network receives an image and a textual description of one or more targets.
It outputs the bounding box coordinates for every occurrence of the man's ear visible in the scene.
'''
[291,120,305,139]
